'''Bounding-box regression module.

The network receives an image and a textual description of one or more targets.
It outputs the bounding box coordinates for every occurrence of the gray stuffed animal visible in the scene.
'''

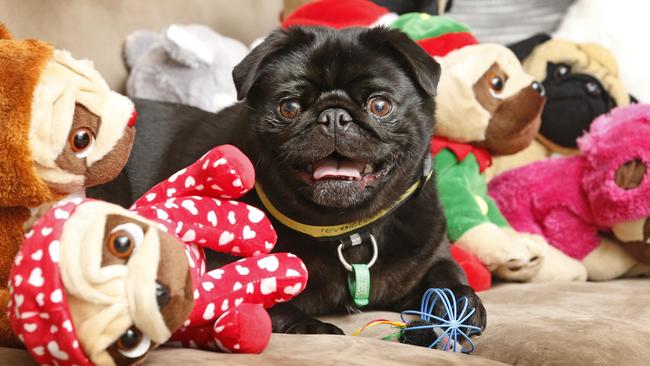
[124,24,249,112]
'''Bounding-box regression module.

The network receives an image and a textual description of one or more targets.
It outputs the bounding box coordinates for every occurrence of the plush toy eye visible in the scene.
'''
[156,281,170,309]
[116,327,151,359]
[107,223,144,259]
[278,99,302,119]
[554,64,571,80]
[69,127,95,158]
[367,96,392,117]
[585,81,602,97]
[490,76,504,92]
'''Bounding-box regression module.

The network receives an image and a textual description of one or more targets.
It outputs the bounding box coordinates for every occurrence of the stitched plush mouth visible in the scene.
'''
[293,153,393,188]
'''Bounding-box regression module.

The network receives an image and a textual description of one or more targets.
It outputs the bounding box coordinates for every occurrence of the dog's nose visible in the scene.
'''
[317,108,353,131]
[531,81,545,97]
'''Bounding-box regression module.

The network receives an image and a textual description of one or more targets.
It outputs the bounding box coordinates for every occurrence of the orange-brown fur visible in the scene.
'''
[0,25,62,346]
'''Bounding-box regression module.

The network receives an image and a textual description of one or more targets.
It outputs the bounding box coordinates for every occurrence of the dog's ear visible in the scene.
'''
[233,27,312,101]
[376,28,441,97]
[507,33,551,61]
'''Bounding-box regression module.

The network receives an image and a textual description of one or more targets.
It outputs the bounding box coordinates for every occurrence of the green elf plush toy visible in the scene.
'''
[393,15,587,282]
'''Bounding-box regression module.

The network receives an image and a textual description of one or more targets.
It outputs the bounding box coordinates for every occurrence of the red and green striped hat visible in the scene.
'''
[391,13,478,57]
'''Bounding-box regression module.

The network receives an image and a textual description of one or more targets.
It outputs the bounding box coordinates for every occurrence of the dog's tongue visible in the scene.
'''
[313,157,364,180]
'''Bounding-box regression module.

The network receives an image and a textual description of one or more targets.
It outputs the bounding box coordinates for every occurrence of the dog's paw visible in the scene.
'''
[435,285,487,334]
[284,320,345,335]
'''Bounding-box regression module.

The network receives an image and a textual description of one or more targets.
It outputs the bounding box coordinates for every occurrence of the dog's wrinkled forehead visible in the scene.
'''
[233,26,440,101]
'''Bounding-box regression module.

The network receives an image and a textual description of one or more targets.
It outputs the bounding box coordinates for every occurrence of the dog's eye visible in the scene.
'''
[585,81,602,97]
[490,76,504,92]
[367,96,392,117]
[553,64,571,80]
[279,99,302,119]
[69,127,95,158]
[106,223,144,259]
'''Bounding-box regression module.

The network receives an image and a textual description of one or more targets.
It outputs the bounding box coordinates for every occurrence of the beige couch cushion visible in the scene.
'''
[326,279,650,366]
[0,0,282,92]
[0,334,506,365]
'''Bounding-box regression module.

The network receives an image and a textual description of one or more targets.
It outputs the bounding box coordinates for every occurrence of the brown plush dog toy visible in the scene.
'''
[0,23,136,346]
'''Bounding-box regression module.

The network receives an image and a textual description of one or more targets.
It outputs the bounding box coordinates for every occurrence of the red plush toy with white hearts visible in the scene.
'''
[9,145,308,366]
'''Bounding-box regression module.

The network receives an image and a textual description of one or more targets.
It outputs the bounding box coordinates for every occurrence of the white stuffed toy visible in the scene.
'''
[554,0,650,102]
[124,24,249,112]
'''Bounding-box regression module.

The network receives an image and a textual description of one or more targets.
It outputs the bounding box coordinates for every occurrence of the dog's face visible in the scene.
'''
[233,27,440,215]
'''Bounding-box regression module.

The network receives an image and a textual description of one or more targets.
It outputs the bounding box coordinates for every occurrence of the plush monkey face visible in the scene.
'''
[60,201,193,366]
[29,50,136,195]
[435,44,545,154]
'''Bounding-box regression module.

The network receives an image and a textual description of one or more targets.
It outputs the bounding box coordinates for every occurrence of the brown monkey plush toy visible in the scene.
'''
[0,23,136,346]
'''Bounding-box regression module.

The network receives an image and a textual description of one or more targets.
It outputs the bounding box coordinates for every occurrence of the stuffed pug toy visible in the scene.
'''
[125,24,249,113]
[392,15,552,282]
[489,104,650,282]
[0,23,136,346]
[9,145,308,365]
[487,34,632,179]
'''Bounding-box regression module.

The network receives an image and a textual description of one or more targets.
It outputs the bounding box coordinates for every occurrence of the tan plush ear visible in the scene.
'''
[615,159,647,190]
[0,23,12,40]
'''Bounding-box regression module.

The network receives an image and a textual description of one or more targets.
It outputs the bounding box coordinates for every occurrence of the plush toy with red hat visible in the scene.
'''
[9,145,308,365]
[0,22,137,347]
[489,104,650,281]
[392,16,561,284]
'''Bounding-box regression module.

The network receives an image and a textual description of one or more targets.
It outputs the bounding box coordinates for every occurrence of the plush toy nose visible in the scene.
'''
[531,81,546,97]
[127,109,138,128]
[317,108,353,132]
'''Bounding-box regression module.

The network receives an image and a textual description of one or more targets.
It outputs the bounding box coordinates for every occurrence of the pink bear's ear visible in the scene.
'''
[215,145,255,190]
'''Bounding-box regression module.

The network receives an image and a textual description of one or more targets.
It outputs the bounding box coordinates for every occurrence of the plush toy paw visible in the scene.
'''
[284,319,345,335]
[494,229,547,281]
[213,303,272,353]
[456,223,544,281]
[529,243,587,282]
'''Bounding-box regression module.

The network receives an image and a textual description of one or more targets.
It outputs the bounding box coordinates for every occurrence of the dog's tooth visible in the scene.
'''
[363,164,373,174]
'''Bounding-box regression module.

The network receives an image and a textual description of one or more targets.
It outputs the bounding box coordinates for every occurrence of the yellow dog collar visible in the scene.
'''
[254,170,432,239]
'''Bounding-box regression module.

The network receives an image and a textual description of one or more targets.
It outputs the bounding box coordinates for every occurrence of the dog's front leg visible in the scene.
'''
[269,303,344,335]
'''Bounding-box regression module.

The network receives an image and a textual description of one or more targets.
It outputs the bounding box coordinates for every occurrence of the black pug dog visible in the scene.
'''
[90,26,486,338]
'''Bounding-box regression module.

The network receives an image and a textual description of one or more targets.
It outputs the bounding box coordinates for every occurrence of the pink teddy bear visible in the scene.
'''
[489,104,650,281]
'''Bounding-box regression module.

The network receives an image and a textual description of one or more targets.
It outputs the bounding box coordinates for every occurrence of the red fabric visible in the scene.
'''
[430,136,493,173]
[281,0,389,29]
[8,200,93,366]
[417,32,479,58]
[450,246,492,292]
[131,145,308,353]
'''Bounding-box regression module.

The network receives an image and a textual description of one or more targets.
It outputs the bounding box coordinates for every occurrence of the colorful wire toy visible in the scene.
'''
[352,288,481,354]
